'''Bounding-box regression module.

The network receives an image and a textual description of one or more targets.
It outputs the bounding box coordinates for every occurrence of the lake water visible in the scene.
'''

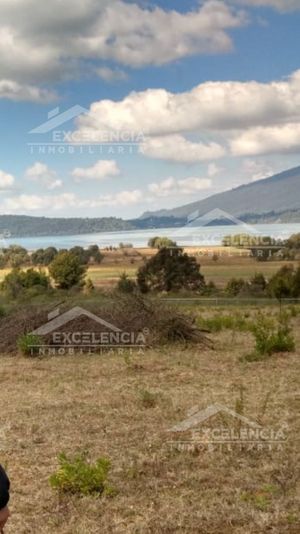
[2,223,300,250]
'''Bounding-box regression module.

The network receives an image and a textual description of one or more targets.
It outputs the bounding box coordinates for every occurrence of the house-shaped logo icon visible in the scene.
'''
[31,306,122,336]
[29,105,89,134]
[186,208,258,234]
[168,403,262,433]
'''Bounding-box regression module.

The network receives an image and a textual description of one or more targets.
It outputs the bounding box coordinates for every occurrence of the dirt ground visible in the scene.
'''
[0,315,299,533]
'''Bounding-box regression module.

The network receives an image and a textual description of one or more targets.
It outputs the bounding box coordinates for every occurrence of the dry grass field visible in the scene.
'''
[85,248,299,289]
[0,246,298,291]
[1,306,299,533]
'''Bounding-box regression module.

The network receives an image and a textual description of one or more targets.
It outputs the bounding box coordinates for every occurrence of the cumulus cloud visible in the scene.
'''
[0,80,57,102]
[71,160,120,182]
[140,135,226,163]
[231,123,300,156]
[75,69,300,157]
[1,189,142,213]
[76,70,300,137]
[0,0,246,98]
[2,193,77,212]
[0,169,15,190]
[25,162,62,190]
[148,176,212,197]
[85,190,142,207]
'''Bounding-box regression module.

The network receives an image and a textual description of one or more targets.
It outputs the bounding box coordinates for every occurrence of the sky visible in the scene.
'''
[0,0,300,220]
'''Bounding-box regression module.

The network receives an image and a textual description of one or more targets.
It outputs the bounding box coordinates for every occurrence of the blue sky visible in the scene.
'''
[0,0,300,219]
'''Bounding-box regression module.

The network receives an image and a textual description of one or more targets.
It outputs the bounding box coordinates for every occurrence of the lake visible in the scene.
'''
[1,223,300,250]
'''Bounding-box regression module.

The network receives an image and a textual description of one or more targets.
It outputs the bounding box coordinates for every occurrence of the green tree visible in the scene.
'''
[137,247,205,293]
[3,245,30,268]
[286,233,300,250]
[87,245,103,264]
[148,236,177,249]
[249,273,267,295]
[49,251,87,289]
[226,278,247,297]
[267,265,295,301]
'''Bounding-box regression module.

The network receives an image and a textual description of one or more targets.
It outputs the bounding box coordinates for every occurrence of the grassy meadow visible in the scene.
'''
[0,300,299,532]
[0,248,299,533]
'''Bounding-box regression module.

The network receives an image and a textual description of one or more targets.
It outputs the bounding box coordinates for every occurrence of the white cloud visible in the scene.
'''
[96,67,128,82]
[0,79,57,102]
[0,0,246,98]
[71,160,120,182]
[241,159,274,181]
[1,189,142,213]
[231,123,300,156]
[2,193,77,212]
[208,163,222,177]
[0,169,14,190]
[76,70,300,139]
[140,135,226,163]
[85,190,142,207]
[25,162,62,190]
[148,176,212,197]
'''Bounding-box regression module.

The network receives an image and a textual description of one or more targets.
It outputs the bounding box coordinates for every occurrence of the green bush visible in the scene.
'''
[225,278,248,297]
[248,312,295,359]
[1,268,50,298]
[49,452,113,496]
[49,251,87,289]
[17,333,42,357]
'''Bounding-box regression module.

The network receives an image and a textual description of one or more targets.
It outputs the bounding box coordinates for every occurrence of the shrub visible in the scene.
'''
[247,312,295,360]
[85,278,95,293]
[249,273,267,296]
[49,251,87,289]
[117,272,136,294]
[2,245,30,268]
[1,268,50,297]
[226,278,247,297]
[49,452,113,496]
[17,333,42,357]
[137,247,205,293]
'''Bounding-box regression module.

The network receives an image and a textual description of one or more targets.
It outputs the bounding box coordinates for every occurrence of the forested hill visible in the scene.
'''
[0,215,134,238]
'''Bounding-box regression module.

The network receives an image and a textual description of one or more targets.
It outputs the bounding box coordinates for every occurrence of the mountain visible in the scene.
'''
[141,166,300,223]
[0,215,134,238]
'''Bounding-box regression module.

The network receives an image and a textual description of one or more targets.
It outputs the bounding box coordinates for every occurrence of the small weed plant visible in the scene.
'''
[17,333,41,357]
[49,452,114,496]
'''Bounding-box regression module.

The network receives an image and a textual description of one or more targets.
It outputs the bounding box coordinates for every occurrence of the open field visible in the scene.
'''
[0,246,299,290]
[0,304,299,533]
